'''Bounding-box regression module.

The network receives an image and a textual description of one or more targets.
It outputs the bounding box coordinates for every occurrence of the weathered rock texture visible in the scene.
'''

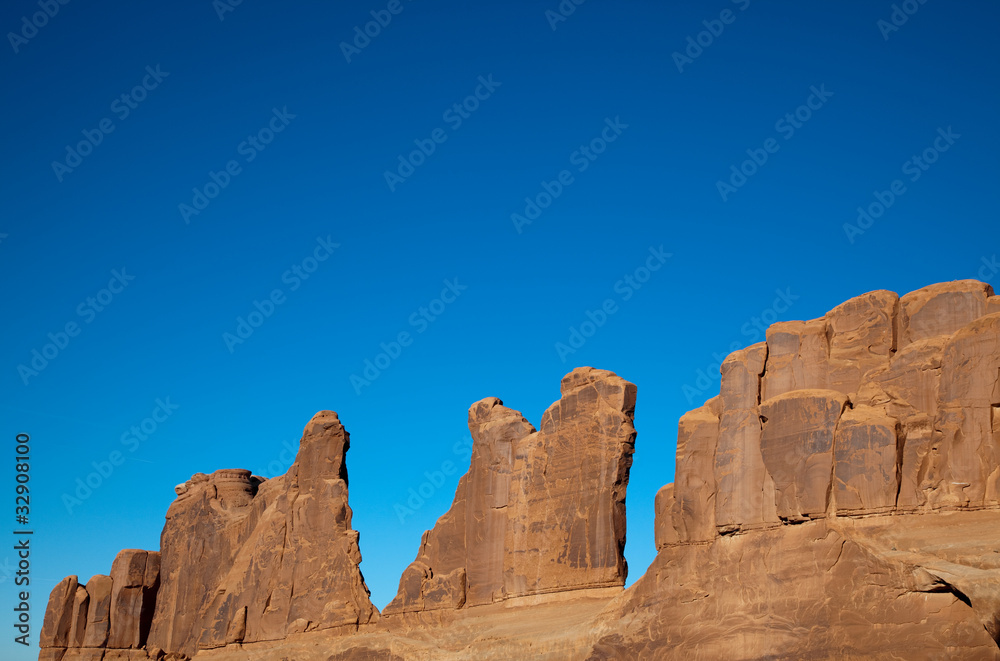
[587,513,1000,660]
[43,412,375,660]
[146,468,264,656]
[195,412,376,649]
[594,278,1000,658]
[687,279,998,538]
[40,551,160,661]
[383,367,637,614]
[40,280,1000,661]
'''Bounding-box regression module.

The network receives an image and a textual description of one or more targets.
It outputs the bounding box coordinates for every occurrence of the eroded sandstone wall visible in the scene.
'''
[659,279,998,542]
[384,367,637,614]
[618,279,1000,658]
[41,412,375,661]
[194,411,376,649]
[40,550,159,661]
[39,279,1000,660]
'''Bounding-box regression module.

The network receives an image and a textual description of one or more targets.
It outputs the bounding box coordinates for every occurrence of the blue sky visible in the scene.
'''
[1,0,998,656]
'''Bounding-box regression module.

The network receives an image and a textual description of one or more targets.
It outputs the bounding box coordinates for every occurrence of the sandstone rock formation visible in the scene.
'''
[145,468,263,656]
[42,412,375,661]
[195,412,375,649]
[591,278,1000,658]
[384,367,636,614]
[587,513,1000,660]
[40,280,1000,660]
[108,550,159,650]
[40,551,159,661]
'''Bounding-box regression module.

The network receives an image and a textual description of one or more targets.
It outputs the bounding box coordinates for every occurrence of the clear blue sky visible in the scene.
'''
[1,0,997,656]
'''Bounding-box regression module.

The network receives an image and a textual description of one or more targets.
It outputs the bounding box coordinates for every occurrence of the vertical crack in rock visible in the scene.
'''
[384,367,636,615]
[714,342,775,533]
[592,279,1000,659]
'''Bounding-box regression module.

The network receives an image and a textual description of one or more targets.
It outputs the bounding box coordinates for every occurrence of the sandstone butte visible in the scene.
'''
[40,279,1000,660]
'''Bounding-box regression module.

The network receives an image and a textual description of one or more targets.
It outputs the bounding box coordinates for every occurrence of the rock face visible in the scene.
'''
[384,367,637,614]
[39,279,1000,660]
[194,411,375,649]
[42,412,375,660]
[146,468,266,656]
[40,576,84,651]
[759,388,848,520]
[669,398,720,543]
[108,551,159,649]
[713,342,778,532]
[676,279,998,539]
[588,514,1000,660]
[80,575,112,649]
[594,279,1000,658]
[40,552,160,661]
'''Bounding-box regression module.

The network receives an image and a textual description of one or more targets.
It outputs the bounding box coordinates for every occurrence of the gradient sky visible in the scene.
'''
[1,0,998,656]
